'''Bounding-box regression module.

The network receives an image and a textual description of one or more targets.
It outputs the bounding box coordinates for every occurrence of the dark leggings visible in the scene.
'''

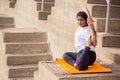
[63,46,96,70]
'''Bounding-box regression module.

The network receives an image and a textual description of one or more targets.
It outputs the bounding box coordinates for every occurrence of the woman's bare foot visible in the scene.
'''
[74,63,77,68]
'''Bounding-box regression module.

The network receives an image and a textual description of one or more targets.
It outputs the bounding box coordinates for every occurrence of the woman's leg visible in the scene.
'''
[63,52,77,66]
[76,47,90,70]
[76,36,92,70]
[88,51,96,65]
[76,49,96,70]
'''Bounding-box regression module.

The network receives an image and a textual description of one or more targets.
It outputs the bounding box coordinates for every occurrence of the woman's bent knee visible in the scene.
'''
[63,52,69,59]
[89,51,96,65]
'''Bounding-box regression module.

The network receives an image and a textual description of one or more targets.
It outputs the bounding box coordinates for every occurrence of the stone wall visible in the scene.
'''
[0,0,88,60]
[0,32,8,80]
[0,0,47,30]
[46,0,88,59]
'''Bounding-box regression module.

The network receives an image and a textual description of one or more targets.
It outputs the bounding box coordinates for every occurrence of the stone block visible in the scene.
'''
[4,32,47,42]
[39,11,51,20]
[37,2,54,12]
[95,18,120,33]
[0,17,14,24]
[9,65,38,78]
[87,0,120,5]
[102,34,120,48]
[7,53,52,65]
[5,42,49,53]
[36,61,120,80]
[92,5,120,18]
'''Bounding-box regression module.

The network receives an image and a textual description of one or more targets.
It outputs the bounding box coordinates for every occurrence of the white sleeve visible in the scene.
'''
[74,29,78,48]
[84,28,91,41]
[74,28,83,51]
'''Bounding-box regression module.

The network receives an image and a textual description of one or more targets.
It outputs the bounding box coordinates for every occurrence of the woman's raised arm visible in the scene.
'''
[83,7,97,47]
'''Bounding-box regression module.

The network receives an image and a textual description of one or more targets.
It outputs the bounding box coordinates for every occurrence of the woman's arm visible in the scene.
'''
[83,7,97,47]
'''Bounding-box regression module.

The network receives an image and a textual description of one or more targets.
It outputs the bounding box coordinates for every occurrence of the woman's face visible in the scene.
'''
[77,16,87,27]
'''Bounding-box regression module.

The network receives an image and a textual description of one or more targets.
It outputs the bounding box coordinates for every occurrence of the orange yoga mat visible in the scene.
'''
[56,58,112,74]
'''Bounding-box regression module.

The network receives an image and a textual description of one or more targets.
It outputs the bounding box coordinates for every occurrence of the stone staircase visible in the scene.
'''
[0,28,52,80]
[34,0,120,80]
[0,14,15,29]
[87,0,120,47]
[35,0,55,20]
[87,0,120,65]
[88,0,120,65]
[0,14,15,80]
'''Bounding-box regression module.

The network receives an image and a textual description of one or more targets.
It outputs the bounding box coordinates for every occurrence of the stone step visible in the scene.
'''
[34,61,120,80]
[48,7,55,20]
[39,11,51,20]
[9,77,33,80]
[96,47,120,65]
[3,32,47,42]
[47,7,55,23]
[37,2,54,12]
[87,0,120,5]
[35,0,55,2]
[5,42,49,53]
[96,33,120,64]
[2,28,43,32]
[7,53,52,65]
[9,64,38,78]
[101,33,120,48]
[95,18,120,33]
[34,71,38,80]
[0,16,14,24]
[90,5,120,18]
[0,24,14,29]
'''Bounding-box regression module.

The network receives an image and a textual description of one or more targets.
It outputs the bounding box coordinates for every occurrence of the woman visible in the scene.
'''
[63,7,97,70]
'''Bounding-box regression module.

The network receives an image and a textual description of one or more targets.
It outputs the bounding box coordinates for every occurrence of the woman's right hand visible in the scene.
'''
[87,18,94,27]
[83,7,94,22]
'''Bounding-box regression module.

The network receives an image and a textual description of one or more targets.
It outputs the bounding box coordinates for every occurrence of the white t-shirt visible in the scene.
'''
[74,26,95,52]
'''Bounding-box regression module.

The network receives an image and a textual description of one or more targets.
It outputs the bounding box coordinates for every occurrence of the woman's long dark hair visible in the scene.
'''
[76,11,88,20]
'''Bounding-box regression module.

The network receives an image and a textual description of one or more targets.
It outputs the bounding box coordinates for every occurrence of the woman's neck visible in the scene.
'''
[79,25,88,28]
